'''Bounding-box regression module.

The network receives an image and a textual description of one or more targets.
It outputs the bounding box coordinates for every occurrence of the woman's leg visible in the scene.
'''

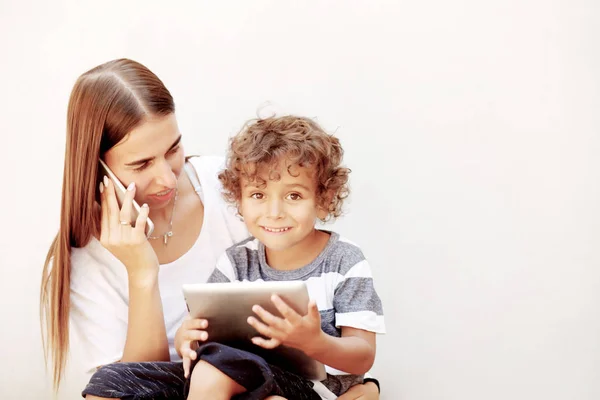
[186,360,245,400]
[82,361,185,399]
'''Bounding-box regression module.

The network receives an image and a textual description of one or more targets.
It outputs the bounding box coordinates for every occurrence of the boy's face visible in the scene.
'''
[239,161,327,253]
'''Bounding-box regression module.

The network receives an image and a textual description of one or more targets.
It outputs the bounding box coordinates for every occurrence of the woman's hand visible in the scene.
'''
[174,315,209,378]
[99,177,158,285]
[337,381,380,399]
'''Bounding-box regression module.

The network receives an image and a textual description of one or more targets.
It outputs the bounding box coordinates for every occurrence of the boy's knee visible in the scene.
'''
[189,360,245,398]
[190,360,225,388]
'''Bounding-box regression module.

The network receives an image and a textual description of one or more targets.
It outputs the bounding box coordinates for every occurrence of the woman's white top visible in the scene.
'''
[69,156,249,373]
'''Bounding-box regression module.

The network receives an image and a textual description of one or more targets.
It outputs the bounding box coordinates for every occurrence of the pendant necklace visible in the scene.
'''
[148,189,178,246]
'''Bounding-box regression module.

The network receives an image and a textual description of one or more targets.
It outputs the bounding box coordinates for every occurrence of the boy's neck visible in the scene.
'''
[264,230,331,271]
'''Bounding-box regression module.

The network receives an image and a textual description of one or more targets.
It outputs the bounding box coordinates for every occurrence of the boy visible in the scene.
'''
[180,116,385,400]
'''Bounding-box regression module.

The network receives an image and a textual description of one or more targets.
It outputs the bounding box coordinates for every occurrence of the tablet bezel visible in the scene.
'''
[182,280,327,380]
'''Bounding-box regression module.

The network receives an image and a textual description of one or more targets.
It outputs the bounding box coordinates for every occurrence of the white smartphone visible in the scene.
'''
[98,159,154,238]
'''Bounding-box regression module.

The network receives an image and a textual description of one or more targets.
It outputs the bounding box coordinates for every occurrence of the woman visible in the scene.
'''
[40,58,381,399]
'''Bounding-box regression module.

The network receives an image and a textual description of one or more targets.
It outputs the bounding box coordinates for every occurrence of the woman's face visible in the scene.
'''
[103,113,185,211]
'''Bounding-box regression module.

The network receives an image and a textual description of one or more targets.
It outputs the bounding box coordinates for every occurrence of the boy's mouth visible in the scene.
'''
[261,226,292,233]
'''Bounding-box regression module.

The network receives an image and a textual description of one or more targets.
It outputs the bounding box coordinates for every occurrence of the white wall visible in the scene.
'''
[1,1,598,399]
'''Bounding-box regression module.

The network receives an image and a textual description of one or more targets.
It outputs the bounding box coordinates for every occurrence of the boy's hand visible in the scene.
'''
[174,315,209,378]
[247,294,324,355]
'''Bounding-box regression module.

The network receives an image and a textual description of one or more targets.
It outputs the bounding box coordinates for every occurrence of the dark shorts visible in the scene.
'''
[82,343,321,400]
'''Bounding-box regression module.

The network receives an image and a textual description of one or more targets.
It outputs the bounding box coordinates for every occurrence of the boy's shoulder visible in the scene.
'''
[320,231,369,275]
[222,236,261,265]
[227,236,259,252]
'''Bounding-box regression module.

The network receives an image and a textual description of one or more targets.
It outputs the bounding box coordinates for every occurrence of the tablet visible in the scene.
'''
[182,281,327,380]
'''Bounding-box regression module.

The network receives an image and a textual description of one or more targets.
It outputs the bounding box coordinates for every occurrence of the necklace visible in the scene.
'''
[148,188,178,246]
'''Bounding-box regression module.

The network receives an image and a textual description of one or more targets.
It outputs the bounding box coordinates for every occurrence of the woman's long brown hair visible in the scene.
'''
[40,58,175,389]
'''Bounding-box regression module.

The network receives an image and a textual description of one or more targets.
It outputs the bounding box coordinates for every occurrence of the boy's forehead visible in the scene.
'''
[242,160,316,186]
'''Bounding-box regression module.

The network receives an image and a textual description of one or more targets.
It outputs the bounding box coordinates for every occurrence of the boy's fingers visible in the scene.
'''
[251,336,281,349]
[186,319,208,330]
[252,305,285,329]
[271,295,301,323]
[183,345,198,379]
[186,330,208,342]
[248,316,280,339]
[183,356,190,379]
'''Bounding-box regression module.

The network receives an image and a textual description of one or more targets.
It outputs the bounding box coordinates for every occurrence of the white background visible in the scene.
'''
[0,1,599,399]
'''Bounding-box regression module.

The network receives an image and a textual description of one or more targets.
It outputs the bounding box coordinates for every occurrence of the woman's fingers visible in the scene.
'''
[134,203,150,237]
[119,182,136,229]
[103,177,121,238]
[99,182,109,243]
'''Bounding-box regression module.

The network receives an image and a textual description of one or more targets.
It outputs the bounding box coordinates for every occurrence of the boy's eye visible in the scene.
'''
[250,193,264,200]
[287,193,302,201]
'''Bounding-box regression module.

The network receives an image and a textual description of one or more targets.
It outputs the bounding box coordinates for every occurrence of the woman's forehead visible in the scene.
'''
[108,113,179,158]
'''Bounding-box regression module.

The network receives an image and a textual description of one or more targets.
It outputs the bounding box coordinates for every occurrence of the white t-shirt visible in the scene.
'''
[69,156,249,373]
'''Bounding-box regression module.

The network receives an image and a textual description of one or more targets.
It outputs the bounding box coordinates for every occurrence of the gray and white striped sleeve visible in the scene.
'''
[207,251,237,283]
[333,258,385,334]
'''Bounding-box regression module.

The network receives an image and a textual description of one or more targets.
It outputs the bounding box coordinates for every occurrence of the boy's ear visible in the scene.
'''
[317,207,329,221]
[317,190,334,221]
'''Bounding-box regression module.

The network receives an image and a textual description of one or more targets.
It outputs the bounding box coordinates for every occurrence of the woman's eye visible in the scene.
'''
[287,193,302,200]
[251,193,264,200]
[168,146,180,155]
[133,162,150,172]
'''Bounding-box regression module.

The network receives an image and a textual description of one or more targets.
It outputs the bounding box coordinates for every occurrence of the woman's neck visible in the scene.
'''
[148,170,192,227]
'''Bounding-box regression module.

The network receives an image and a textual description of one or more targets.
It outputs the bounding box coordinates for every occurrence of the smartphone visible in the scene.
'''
[98,159,155,238]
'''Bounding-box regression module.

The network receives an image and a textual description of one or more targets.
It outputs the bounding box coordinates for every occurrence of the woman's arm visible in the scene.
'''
[101,178,170,362]
[121,277,170,362]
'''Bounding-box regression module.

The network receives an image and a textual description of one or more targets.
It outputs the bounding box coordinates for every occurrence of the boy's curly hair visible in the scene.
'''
[218,115,350,221]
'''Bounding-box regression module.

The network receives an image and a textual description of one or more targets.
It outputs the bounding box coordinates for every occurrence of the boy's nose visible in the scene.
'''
[266,198,284,218]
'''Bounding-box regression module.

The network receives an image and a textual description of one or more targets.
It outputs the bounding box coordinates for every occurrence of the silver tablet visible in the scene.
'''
[182,281,327,380]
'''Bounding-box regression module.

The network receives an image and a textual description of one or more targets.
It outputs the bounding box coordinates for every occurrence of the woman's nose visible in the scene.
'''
[155,160,177,188]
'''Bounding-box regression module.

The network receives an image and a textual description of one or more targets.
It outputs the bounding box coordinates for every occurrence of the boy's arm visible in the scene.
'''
[305,326,376,375]
[249,297,377,375]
